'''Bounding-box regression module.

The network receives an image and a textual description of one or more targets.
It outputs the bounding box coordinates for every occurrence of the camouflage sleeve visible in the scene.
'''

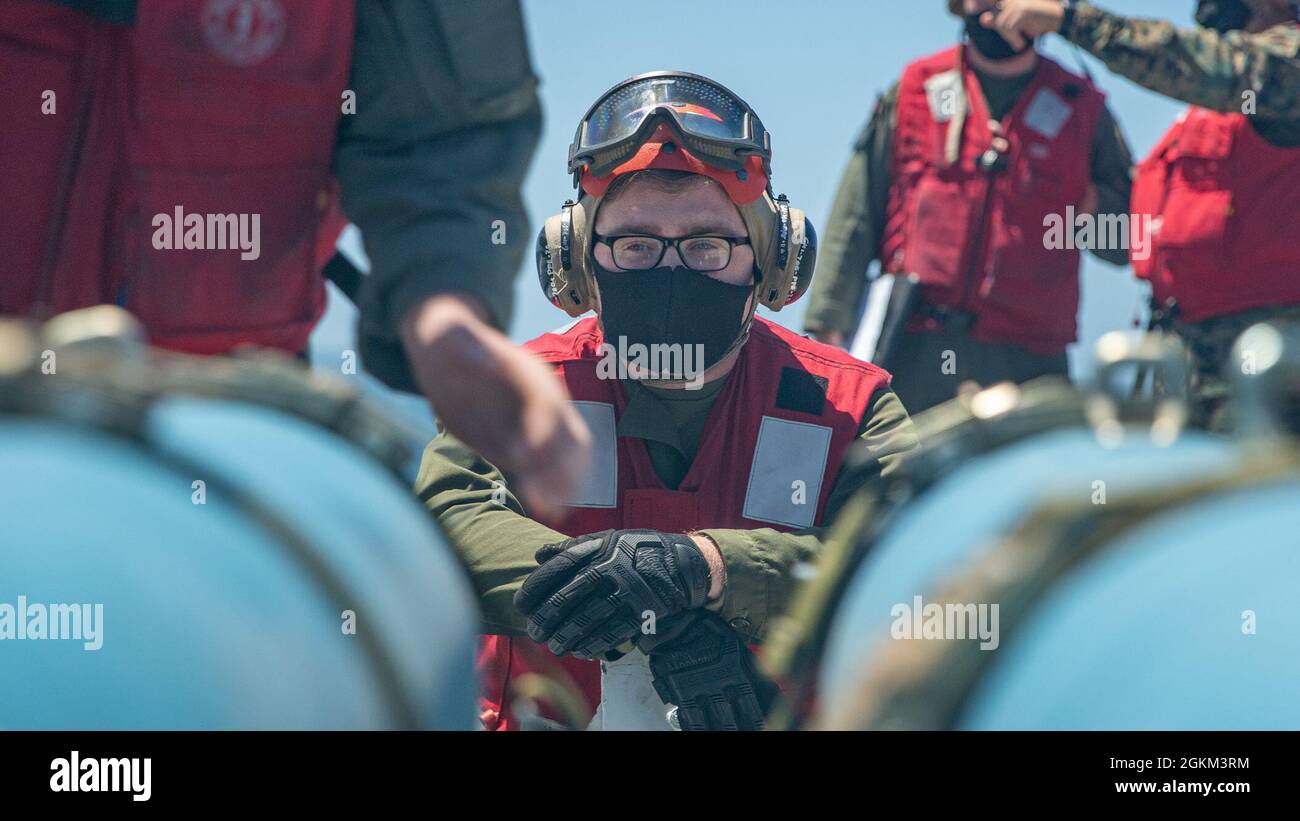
[1086,102,1135,267]
[1065,3,1300,121]
[698,388,918,642]
[802,84,899,338]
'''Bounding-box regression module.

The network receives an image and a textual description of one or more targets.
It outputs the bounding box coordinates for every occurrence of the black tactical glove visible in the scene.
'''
[513,529,712,660]
[641,611,782,731]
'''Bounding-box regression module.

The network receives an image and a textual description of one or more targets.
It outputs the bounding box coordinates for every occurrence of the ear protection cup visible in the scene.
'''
[784,216,817,306]
[740,192,818,311]
[535,188,817,315]
[534,224,555,305]
[537,199,598,316]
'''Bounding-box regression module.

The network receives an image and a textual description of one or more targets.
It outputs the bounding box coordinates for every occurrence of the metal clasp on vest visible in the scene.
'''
[919,303,976,333]
[980,132,1011,175]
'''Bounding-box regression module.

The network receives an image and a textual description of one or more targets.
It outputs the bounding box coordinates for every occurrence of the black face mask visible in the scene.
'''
[964,13,1035,60]
[1195,0,1253,32]
[593,264,753,381]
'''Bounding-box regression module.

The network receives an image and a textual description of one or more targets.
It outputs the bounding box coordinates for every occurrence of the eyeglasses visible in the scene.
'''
[593,233,751,273]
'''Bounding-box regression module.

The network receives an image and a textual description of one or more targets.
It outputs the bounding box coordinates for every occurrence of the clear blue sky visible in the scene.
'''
[316,0,1197,424]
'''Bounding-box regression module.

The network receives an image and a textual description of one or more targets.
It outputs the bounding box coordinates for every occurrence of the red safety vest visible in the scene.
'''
[478,317,890,730]
[1131,106,1300,323]
[881,46,1104,354]
[0,0,353,354]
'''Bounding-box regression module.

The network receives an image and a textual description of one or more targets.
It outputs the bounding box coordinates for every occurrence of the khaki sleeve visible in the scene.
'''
[802,85,899,338]
[414,430,568,635]
[697,388,917,642]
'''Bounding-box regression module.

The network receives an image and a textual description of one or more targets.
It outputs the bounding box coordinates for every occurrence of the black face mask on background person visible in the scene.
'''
[964,13,1036,60]
[593,264,753,381]
[1195,0,1254,32]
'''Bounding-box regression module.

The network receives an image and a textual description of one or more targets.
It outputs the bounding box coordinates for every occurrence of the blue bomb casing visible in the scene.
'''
[817,424,1300,729]
[0,393,478,730]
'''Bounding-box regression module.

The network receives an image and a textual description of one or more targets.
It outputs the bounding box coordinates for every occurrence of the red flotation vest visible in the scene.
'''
[1131,106,1300,323]
[478,317,890,730]
[0,0,353,354]
[880,46,1104,354]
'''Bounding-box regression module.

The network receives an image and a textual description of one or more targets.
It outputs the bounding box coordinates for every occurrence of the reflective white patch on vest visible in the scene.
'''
[924,70,964,124]
[588,650,675,731]
[564,401,617,508]
[1023,87,1073,140]
[743,416,833,529]
[850,274,897,362]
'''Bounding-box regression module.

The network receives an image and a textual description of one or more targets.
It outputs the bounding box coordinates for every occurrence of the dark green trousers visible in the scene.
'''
[886,327,1069,415]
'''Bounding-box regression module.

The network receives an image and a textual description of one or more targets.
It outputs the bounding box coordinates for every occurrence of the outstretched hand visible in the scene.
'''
[980,0,1066,52]
[401,293,592,522]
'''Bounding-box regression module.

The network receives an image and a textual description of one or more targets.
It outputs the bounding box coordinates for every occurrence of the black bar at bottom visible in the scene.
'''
[0,730,1286,807]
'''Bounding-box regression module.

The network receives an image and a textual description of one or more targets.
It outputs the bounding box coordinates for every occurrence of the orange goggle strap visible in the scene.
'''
[578,136,770,206]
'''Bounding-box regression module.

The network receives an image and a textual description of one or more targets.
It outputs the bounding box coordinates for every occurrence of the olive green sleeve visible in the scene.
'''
[1086,102,1136,268]
[418,388,916,642]
[1065,3,1300,124]
[802,85,899,338]
[414,431,568,636]
[338,0,542,392]
[696,388,917,642]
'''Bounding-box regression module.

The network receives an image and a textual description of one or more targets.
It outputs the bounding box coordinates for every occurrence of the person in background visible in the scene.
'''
[0,0,589,515]
[803,0,1133,414]
[984,0,1300,430]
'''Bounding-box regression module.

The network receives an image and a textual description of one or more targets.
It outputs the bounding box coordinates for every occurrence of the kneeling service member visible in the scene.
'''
[417,71,918,731]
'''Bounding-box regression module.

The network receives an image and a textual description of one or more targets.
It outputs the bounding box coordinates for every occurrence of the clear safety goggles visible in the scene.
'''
[568,71,772,182]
